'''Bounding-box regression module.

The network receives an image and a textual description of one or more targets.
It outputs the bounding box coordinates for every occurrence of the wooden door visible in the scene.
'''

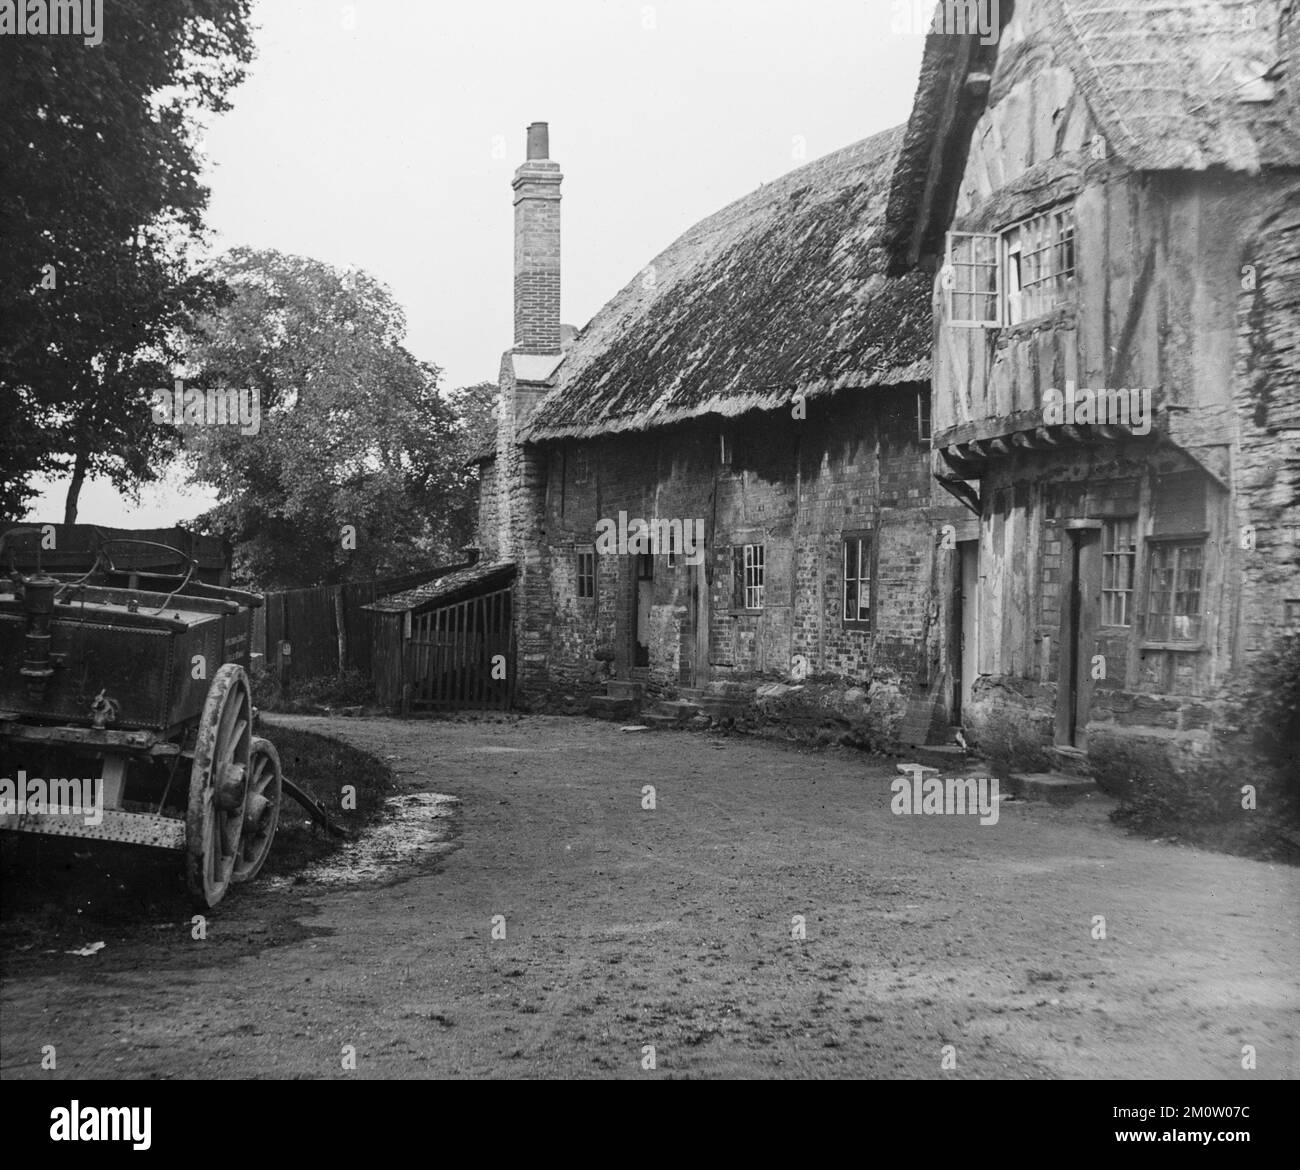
[1057,528,1101,748]
[956,540,979,721]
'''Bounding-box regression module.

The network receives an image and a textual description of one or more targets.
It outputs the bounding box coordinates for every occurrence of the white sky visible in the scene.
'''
[24,0,927,527]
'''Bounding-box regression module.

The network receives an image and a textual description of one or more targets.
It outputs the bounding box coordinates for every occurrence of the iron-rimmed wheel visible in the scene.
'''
[185,663,252,907]
[232,736,281,884]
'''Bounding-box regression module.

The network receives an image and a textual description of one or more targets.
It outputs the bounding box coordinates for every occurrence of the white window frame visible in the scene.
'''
[943,202,1076,329]
[842,535,872,627]
[1145,538,1206,645]
[1101,518,1137,628]
[942,230,1001,327]
[1003,204,1076,324]
[743,543,764,610]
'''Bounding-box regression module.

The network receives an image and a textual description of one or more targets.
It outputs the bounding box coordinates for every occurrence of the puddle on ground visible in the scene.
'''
[266,792,459,890]
[463,745,558,754]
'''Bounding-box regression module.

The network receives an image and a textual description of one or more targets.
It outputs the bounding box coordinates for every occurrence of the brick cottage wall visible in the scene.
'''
[503,384,965,735]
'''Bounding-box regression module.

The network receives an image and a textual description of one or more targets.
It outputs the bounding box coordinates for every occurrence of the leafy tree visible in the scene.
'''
[0,0,255,520]
[447,380,499,460]
[183,248,482,589]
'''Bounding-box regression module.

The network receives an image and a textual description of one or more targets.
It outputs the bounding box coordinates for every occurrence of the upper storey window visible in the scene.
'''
[943,202,1076,327]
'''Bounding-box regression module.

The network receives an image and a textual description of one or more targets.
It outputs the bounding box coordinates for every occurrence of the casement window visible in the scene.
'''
[732,543,764,610]
[842,535,872,628]
[943,202,1076,327]
[1101,518,1137,627]
[1145,540,1205,643]
[576,548,596,599]
[943,231,1001,326]
[917,390,931,446]
[1004,205,1075,323]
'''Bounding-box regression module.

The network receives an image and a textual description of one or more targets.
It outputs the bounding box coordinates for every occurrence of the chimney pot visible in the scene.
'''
[526,122,549,160]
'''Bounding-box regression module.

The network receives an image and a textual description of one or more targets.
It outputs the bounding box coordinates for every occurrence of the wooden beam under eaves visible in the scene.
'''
[935,474,981,517]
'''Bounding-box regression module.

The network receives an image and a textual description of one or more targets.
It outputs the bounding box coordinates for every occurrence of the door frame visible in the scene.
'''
[1056,521,1101,748]
[690,551,709,687]
[631,553,653,669]
[955,538,979,724]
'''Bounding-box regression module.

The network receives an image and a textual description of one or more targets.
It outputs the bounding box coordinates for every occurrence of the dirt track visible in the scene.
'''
[2,715,1296,1079]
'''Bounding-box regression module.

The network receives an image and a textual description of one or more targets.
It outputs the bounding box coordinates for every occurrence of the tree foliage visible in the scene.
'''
[0,0,255,519]
[183,248,483,589]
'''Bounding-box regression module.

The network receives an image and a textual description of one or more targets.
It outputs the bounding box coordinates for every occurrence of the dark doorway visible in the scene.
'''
[688,548,709,687]
[954,540,979,724]
[632,553,653,668]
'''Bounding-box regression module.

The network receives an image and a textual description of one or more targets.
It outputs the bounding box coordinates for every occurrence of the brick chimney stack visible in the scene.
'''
[513,122,562,355]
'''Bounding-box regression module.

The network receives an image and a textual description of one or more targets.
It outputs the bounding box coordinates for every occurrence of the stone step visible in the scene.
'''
[653,699,702,722]
[1007,771,1098,805]
[606,679,644,701]
[588,695,636,721]
[639,713,684,729]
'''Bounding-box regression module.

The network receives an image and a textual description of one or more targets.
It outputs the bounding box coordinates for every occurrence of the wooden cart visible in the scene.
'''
[0,524,287,907]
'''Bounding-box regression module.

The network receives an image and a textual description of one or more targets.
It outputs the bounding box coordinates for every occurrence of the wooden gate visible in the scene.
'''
[405,587,514,711]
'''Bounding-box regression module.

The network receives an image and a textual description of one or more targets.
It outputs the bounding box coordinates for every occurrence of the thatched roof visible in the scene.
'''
[887,0,1300,271]
[521,124,932,442]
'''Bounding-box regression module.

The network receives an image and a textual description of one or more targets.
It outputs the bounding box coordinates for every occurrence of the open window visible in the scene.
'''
[732,543,764,611]
[943,231,1000,327]
[944,202,1076,328]
[1004,205,1075,323]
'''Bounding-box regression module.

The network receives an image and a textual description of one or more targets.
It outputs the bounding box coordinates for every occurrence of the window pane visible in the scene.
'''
[1101,518,1136,627]
[1005,204,1075,319]
[1147,541,1206,642]
[949,233,999,324]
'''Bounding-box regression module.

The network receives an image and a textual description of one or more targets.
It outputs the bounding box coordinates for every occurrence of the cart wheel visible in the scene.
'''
[185,663,252,908]
[232,737,281,884]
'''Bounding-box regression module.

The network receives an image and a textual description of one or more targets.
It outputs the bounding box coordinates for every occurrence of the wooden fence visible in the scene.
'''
[407,587,514,711]
[255,568,454,684]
